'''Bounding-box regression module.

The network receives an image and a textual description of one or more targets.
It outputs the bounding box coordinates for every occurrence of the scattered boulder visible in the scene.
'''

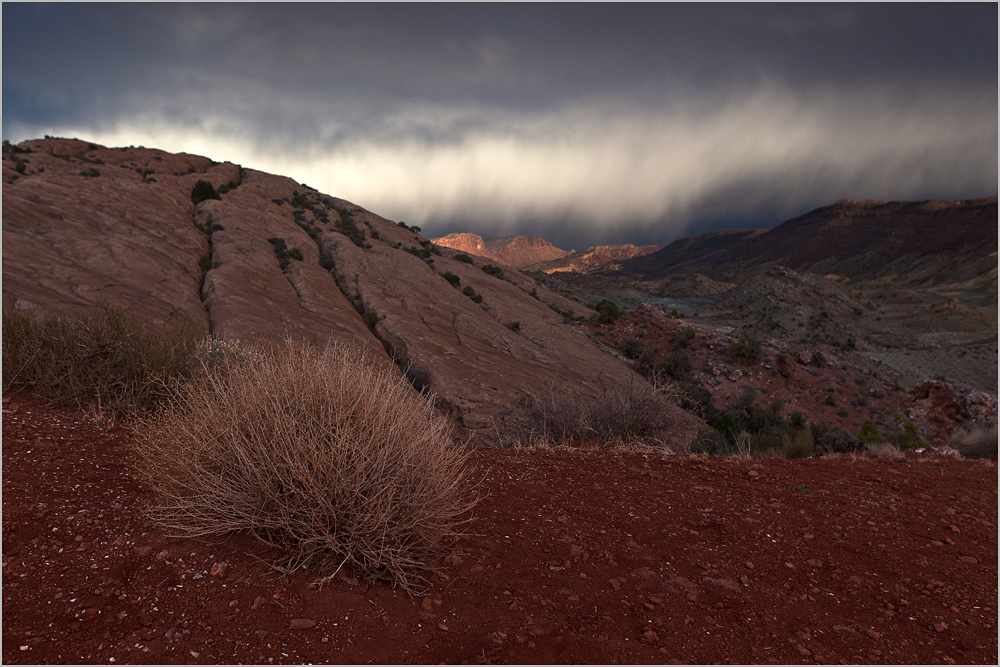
[905,381,998,445]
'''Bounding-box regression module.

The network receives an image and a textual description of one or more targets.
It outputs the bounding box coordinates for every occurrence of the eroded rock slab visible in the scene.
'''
[3,138,697,443]
[2,139,212,331]
[319,204,667,434]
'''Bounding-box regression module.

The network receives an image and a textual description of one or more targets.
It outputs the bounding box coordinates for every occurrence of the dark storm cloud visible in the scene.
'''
[4,3,996,248]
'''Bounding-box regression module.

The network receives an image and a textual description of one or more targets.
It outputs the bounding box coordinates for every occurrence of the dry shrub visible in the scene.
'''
[863,441,906,459]
[132,341,472,594]
[776,428,814,459]
[496,391,588,447]
[2,304,197,424]
[951,425,998,460]
[497,381,684,451]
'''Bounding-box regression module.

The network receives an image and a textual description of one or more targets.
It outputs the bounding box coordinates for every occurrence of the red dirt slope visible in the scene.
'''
[3,394,997,664]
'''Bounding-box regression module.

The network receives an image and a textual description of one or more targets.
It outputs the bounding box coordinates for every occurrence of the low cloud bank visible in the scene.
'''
[20,82,997,248]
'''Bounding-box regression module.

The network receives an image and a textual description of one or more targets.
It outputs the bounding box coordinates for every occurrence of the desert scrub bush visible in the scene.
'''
[333,217,366,248]
[587,383,684,448]
[776,428,815,459]
[688,429,729,456]
[811,423,864,455]
[883,416,923,450]
[657,350,692,381]
[858,420,881,444]
[132,341,471,594]
[496,391,591,447]
[727,332,762,365]
[443,272,461,288]
[705,389,809,457]
[190,180,221,205]
[267,237,303,268]
[620,337,642,360]
[951,425,998,460]
[454,253,474,264]
[673,381,711,415]
[481,264,504,277]
[595,299,621,324]
[2,305,198,423]
[675,326,696,349]
[496,383,683,451]
[406,245,432,259]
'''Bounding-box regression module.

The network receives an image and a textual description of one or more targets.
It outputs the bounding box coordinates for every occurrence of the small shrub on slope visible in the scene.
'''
[190,180,221,206]
[595,299,621,324]
[482,264,504,277]
[857,419,882,445]
[727,332,762,366]
[132,341,472,594]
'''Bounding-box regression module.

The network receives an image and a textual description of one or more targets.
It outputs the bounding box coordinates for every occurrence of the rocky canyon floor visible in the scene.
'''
[2,393,997,665]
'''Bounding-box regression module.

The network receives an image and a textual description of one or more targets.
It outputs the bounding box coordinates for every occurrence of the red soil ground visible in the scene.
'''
[3,393,997,664]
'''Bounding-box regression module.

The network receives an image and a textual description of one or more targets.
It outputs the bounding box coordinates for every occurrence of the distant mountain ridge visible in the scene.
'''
[622,198,998,290]
[431,233,570,269]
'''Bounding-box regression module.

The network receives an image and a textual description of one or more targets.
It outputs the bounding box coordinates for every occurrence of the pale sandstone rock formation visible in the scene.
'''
[3,138,699,444]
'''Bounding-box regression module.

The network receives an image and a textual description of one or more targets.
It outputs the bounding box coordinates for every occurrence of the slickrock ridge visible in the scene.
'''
[2,139,213,332]
[432,233,570,269]
[3,138,694,440]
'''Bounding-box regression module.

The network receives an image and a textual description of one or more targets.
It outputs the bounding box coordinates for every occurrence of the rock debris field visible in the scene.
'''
[2,394,997,664]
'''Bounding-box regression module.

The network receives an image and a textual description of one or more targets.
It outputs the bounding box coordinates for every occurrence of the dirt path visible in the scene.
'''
[3,394,997,664]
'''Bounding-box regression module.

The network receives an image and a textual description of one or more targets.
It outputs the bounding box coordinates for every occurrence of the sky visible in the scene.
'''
[3,2,997,249]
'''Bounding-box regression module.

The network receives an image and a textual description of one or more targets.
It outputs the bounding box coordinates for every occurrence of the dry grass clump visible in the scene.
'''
[132,341,472,594]
[861,441,907,459]
[951,425,998,460]
[2,305,198,424]
[496,381,684,451]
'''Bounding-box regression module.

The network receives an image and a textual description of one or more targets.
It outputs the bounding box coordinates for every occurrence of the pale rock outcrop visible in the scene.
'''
[2,138,699,444]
